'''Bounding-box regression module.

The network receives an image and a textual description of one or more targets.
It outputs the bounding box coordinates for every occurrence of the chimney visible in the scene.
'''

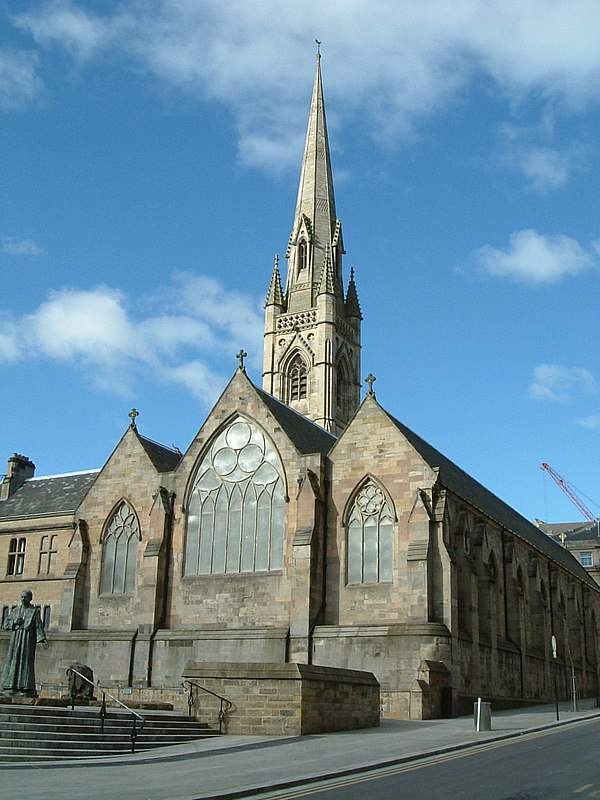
[0,454,35,501]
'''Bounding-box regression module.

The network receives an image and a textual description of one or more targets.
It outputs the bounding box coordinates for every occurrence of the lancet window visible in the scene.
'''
[346,481,394,584]
[298,239,307,272]
[100,500,140,594]
[185,418,286,575]
[288,354,308,401]
[336,357,351,417]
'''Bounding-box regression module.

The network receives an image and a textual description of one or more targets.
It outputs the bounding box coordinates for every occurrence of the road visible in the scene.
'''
[252,718,600,800]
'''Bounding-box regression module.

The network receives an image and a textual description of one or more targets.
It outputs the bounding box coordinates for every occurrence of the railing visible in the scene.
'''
[66,667,145,753]
[183,679,232,733]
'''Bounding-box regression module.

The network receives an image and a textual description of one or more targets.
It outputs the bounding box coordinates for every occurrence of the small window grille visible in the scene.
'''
[580,551,593,568]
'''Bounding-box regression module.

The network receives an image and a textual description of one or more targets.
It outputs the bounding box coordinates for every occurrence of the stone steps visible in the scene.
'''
[0,704,221,762]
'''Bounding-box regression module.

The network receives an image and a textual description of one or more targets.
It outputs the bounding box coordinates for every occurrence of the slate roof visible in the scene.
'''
[255,387,337,456]
[567,524,600,542]
[386,409,597,589]
[137,434,182,473]
[0,471,99,521]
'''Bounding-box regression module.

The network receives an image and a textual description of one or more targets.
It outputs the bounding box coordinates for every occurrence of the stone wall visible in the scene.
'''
[182,661,380,735]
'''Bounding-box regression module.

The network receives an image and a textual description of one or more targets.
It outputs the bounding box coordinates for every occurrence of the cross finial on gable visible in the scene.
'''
[236,349,248,373]
[365,374,376,398]
[128,408,139,429]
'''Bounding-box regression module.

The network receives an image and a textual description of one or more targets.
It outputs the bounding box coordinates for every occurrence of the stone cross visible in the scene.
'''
[365,373,376,397]
[128,408,139,429]
[237,349,248,373]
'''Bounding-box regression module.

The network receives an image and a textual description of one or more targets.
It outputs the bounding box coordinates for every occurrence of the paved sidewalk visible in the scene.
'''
[1,701,599,800]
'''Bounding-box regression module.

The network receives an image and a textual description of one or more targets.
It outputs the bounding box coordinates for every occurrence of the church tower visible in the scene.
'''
[262,53,362,435]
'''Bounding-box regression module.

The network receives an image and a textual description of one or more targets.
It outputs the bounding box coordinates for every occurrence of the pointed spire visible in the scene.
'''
[289,50,340,295]
[345,267,362,319]
[265,254,285,308]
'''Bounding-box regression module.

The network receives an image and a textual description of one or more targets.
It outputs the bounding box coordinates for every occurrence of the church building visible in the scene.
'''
[2,55,599,722]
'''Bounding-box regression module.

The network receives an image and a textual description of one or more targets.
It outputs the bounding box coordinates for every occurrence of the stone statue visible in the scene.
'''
[1,589,48,697]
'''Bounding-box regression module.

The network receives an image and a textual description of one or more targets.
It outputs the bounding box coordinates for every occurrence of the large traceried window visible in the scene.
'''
[347,481,394,584]
[100,500,140,594]
[185,418,286,575]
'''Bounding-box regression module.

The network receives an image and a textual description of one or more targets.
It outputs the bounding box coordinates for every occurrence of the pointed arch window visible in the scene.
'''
[346,481,394,584]
[336,357,351,417]
[288,354,308,401]
[100,501,140,594]
[298,239,307,273]
[185,418,286,575]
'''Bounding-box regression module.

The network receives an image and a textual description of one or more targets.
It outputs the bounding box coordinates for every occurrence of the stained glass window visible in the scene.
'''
[100,501,140,594]
[185,418,286,575]
[347,481,393,584]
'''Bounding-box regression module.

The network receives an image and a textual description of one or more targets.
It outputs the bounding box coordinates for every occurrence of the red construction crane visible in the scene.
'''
[540,462,595,522]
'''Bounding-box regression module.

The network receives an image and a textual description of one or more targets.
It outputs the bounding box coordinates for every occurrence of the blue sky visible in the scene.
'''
[1,0,599,525]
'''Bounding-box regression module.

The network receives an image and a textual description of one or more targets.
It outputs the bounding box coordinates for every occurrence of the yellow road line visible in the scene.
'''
[259,718,599,800]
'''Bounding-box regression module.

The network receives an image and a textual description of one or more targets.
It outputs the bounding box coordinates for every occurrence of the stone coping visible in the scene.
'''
[183,661,380,686]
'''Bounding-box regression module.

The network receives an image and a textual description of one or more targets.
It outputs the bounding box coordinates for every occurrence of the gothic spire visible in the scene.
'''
[285,51,343,308]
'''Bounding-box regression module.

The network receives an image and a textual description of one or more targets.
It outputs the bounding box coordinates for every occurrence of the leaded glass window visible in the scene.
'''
[185,418,286,575]
[100,501,140,594]
[347,482,393,584]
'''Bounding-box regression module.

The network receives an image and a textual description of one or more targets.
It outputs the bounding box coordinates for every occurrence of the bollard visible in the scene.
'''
[474,697,492,731]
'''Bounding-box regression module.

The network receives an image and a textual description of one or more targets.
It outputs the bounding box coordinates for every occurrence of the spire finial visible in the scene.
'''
[236,349,248,373]
[365,374,376,398]
[128,408,139,429]
[315,39,321,57]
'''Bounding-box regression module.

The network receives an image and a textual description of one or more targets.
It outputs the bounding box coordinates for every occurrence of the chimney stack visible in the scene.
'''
[0,453,35,501]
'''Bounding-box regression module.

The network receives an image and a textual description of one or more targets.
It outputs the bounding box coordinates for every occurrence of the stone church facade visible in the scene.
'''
[2,56,599,721]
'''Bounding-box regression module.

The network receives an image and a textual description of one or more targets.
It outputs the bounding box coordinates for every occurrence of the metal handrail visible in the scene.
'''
[183,679,232,733]
[66,667,145,753]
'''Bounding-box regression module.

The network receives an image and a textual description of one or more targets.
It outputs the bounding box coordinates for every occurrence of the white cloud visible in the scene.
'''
[11,2,131,62]
[10,1,600,168]
[529,364,598,403]
[469,229,596,284]
[162,360,225,405]
[2,236,44,256]
[517,147,571,192]
[499,118,584,193]
[577,414,600,430]
[0,48,42,111]
[0,273,263,401]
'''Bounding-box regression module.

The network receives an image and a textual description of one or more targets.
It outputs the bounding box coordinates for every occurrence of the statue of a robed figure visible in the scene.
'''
[1,590,48,697]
